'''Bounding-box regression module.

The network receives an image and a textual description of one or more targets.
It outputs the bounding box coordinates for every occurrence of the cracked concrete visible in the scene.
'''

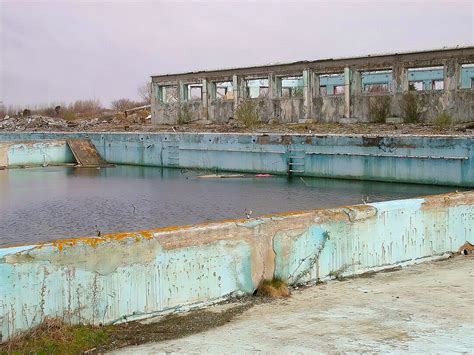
[112,256,474,354]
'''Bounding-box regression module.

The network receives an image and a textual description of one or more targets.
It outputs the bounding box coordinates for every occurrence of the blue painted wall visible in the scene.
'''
[0,132,472,186]
[2,141,75,167]
[1,191,473,340]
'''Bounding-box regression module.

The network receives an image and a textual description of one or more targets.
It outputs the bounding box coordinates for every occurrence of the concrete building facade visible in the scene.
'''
[151,47,474,125]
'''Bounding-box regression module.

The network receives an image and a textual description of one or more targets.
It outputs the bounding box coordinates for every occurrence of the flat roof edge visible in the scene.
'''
[151,45,474,79]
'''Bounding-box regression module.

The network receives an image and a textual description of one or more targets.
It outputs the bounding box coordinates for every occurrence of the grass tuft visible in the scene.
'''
[433,111,453,129]
[256,277,290,298]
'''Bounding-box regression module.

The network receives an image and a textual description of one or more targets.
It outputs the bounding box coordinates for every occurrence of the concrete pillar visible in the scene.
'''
[233,74,240,111]
[445,60,460,91]
[345,67,361,118]
[313,72,320,98]
[303,69,313,118]
[344,67,351,118]
[269,73,278,99]
[202,78,209,119]
[151,82,159,124]
[343,67,351,118]
[178,81,187,102]
[202,79,208,107]
[209,81,217,101]
[392,64,408,93]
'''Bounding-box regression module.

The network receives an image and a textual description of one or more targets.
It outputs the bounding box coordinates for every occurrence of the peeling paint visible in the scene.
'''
[0,132,471,186]
[1,191,472,341]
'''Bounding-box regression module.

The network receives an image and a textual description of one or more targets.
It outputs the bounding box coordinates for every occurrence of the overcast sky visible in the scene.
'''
[1,0,473,108]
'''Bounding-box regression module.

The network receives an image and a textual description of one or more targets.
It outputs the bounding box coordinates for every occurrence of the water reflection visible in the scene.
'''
[0,166,460,246]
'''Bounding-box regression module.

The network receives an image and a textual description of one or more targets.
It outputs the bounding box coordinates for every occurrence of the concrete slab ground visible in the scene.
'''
[113,257,474,354]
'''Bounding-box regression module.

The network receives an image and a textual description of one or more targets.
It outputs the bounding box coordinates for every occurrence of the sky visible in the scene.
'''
[1,0,473,108]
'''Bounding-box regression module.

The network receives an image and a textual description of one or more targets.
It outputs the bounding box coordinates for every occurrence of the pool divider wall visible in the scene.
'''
[0,132,472,186]
[1,191,473,341]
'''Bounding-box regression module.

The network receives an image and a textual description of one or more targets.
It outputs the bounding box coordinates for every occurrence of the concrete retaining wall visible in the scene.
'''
[0,140,75,168]
[0,132,472,186]
[1,191,473,341]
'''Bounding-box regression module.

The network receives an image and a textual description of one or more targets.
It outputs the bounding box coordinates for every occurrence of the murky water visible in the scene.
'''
[0,166,460,247]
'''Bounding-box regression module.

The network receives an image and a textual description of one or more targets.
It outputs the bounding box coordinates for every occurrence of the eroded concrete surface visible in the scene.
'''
[114,257,474,354]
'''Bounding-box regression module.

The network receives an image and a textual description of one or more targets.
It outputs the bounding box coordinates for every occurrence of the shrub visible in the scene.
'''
[177,105,191,125]
[63,111,77,121]
[433,111,453,128]
[41,106,58,117]
[235,99,260,127]
[369,96,391,123]
[70,99,102,115]
[111,99,139,112]
[138,83,152,104]
[401,91,423,123]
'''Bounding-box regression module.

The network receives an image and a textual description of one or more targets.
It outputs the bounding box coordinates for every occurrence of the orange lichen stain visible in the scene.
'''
[50,236,105,251]
[421,191,474,210]
[3,190,469,253]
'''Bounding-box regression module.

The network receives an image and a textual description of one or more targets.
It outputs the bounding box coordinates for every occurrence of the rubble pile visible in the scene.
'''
[0,115,115,131]
[0,110,152,132]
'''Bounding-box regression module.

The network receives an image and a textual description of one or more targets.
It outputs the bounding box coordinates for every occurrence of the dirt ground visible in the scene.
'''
[111,121,474,136]
[1,113,474,136]
[111,256,474,354]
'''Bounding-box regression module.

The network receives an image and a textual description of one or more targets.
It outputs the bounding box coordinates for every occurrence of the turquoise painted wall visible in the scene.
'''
[0,132,472,187]
[1,191,473,340]
[2,141,75,167]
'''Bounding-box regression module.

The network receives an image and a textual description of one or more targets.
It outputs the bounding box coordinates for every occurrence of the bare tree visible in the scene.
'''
[138,83,152,104]
[111,98,139,112]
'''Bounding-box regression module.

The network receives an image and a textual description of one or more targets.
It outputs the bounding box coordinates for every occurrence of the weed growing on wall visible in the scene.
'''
[369,96,391,123]
[401,91,424,123]
[235,99,260,127]
[433,111,454,128]
[289,231,331,285]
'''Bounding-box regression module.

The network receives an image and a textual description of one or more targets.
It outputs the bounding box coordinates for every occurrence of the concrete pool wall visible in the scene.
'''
[0,140,74,168]
[1,191,473,341]
[0,132,472,186]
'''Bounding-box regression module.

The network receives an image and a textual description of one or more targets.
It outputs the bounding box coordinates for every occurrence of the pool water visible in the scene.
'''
[0,166,460,247]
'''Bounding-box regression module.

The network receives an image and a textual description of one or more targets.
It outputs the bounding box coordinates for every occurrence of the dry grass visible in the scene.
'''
[0,301,257,354]
[0,318,109,355]
[433,111,454,129]
[256,277,290,298]
[235,99,260,128]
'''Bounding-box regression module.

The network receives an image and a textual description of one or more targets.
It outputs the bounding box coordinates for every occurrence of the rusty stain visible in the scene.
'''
[421,191,474,210]
[256,135,271,144]
[280,135,293,145]
[67,139,109,167]
[458,241,474,256]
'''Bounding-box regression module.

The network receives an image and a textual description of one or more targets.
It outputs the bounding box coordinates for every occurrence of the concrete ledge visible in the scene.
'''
[1,191,473,341]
